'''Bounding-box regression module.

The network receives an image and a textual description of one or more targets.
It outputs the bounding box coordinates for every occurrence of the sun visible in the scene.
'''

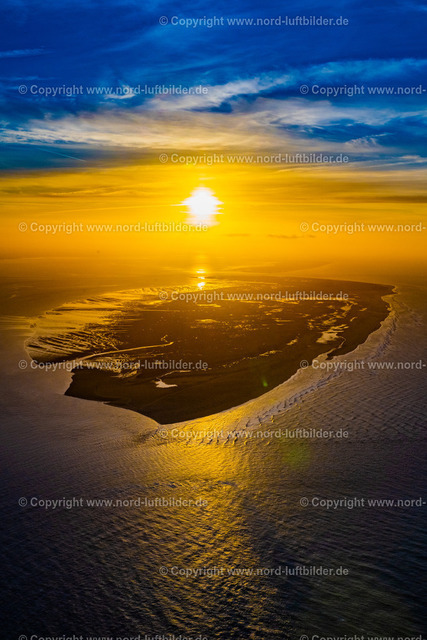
[182,187,222,226]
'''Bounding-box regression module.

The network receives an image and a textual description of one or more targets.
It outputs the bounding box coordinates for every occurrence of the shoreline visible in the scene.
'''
[56,278,394,424]
[161,287,399,434]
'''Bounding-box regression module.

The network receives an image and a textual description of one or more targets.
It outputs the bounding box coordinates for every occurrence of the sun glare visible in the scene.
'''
[182,187,222,226]
[196,268,206,289]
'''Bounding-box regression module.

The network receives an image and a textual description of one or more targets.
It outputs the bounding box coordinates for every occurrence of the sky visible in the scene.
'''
[0,0,426,273]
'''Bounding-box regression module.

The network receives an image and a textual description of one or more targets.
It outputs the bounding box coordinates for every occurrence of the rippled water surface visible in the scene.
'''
[1,263,426,638]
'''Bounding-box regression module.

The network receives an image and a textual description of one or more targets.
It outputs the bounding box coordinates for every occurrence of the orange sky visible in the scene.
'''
[2,161,426,279]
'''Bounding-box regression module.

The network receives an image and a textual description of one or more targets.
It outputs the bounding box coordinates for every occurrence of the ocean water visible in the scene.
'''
[0,263,426,639]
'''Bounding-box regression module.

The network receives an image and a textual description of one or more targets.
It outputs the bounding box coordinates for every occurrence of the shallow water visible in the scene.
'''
[1,262,426,638]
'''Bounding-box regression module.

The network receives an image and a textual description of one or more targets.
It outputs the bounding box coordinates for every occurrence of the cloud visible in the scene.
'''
[267,234,312,239]
[132,58,427,113]
[1,56,426,169]
[2,90,426,169]
[0,48,46,58]
[300,58,427,83]
[146,75,289,111]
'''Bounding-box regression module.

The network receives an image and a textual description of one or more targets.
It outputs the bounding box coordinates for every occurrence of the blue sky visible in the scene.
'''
[1,0,427,170]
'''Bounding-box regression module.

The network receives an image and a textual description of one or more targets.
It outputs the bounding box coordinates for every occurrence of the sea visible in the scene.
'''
[1,258,426,639]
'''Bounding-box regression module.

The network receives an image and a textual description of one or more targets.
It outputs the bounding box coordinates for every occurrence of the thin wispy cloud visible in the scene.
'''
[0,48,46,58]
